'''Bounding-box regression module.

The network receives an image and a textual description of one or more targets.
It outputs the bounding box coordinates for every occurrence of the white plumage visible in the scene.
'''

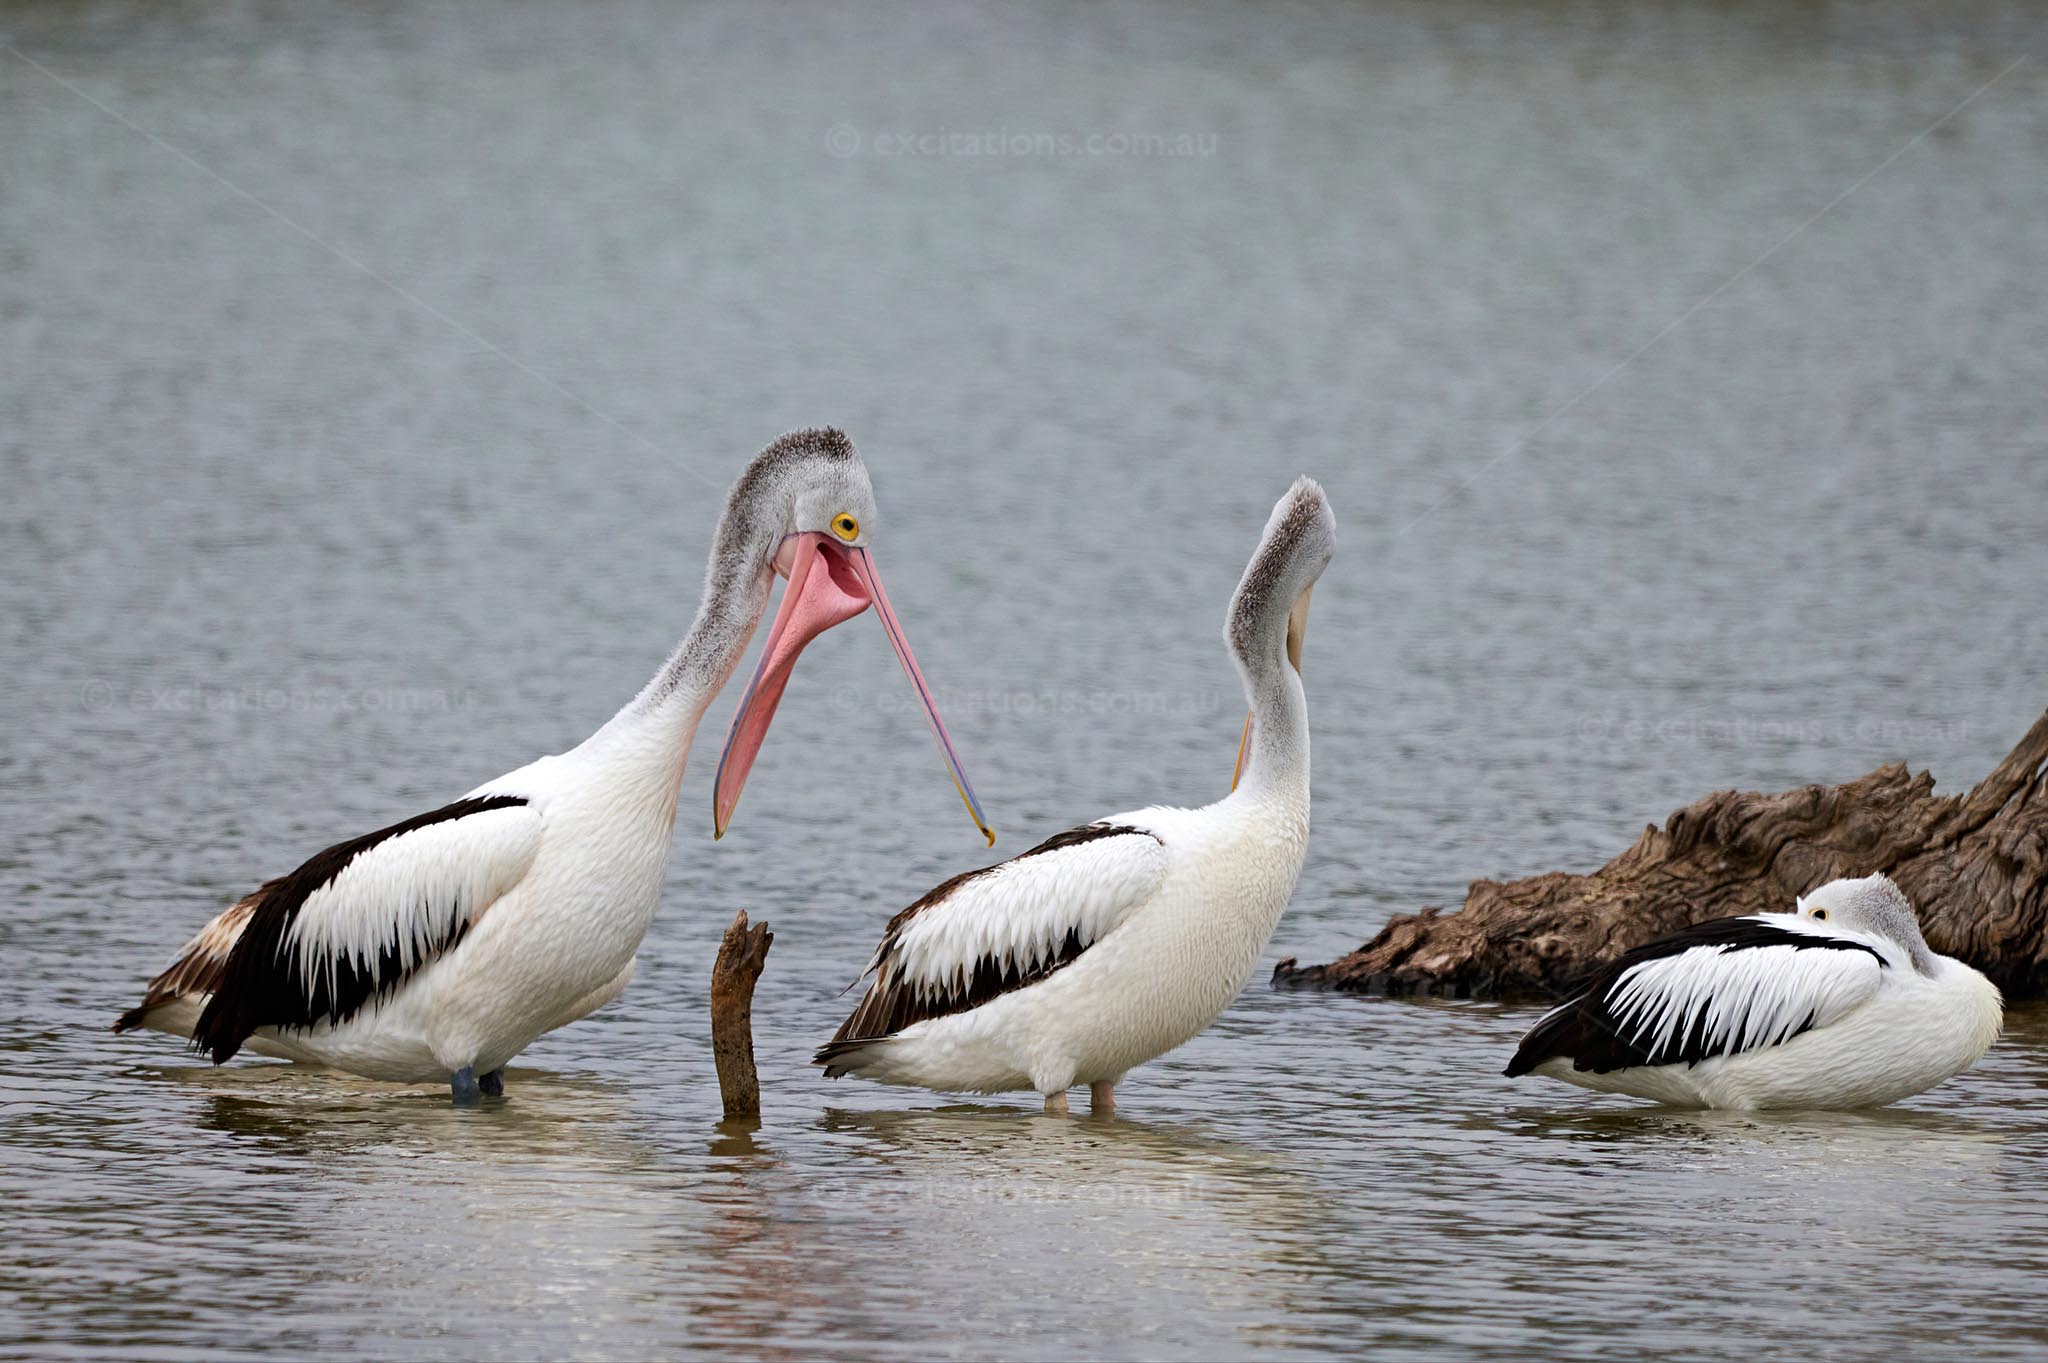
[1506,873,2003,1110]
[876,828,1169,1002]
[1603,915,1882,1060]
[282,802,543,1006]
[819,478,1336,1113]
[115,429,989,1100]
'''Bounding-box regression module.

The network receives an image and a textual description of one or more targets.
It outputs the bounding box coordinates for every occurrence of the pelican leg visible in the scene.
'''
[1089,1081,1116,1114]
[1043,1090,1069,1115]
[479,1069,505,1098]
[450,1066,483,1104]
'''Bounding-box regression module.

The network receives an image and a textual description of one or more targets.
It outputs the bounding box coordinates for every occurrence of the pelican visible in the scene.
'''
[1504,873,2003,1109]
[815,477,1334,1114]
[114,428,991,1101]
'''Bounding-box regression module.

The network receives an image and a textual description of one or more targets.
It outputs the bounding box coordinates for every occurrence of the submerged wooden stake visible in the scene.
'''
[710,910,774,1119]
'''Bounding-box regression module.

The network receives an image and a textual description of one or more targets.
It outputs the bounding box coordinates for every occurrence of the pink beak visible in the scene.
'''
[711,532,994,846]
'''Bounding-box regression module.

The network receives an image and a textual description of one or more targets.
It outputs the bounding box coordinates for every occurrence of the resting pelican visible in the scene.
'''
[114,428,990,1101]
[816,477,1334,1114]
[1504,873,2002,1109]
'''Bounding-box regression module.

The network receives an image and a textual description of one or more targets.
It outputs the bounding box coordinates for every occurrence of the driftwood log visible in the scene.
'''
[1274,708,2048,1002]
[710,910,774,1119]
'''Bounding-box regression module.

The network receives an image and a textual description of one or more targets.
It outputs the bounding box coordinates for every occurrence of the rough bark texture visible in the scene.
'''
[1273,708,2048,1002]
[710,910,773,1118]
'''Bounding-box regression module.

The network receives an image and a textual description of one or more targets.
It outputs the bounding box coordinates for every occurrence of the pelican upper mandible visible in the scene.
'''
[113,428,991,1101]
[816,477,1334,1114]
[1504,873,2003,1109]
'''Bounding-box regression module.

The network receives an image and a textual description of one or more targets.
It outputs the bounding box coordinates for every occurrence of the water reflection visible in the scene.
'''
[818,1102,1315,1207]
[807,1105,1350,1351]
[708,1115,770,1158]
[1493,1100,2012,1214]
[1498,1099,2008,1145]
[667,1117,842,1363]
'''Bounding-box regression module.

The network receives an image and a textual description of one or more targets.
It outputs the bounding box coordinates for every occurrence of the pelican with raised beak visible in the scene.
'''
[817,477,1332,1114]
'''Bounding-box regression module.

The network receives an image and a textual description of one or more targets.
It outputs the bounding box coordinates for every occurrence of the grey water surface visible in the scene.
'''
[4,2,2048,1359]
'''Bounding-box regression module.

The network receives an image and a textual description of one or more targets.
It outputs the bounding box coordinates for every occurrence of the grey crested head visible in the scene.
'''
[636,427,881,714]
[718,426,879,565]
[691,426,993,845]
[1796,873,1936,972]
[1226,476,1336,675]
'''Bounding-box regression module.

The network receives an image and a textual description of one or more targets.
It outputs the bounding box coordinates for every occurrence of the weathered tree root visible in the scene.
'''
[711,910,774,1119]
[1273,708,2048,1002]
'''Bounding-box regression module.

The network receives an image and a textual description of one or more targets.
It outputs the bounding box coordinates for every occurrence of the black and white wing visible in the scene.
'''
[1505,915,1891,1076]
[180,794,544,1062]
[816,821,1167,1070]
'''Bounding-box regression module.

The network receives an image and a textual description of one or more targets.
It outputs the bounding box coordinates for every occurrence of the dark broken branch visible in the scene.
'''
[1274,708,2048,1002]
[711,910,774,1119]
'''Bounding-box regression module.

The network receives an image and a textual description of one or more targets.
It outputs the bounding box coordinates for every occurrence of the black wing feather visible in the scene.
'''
[815,822,1157,1071]
[191,794,528,1064]
[1504,916,1886,1077]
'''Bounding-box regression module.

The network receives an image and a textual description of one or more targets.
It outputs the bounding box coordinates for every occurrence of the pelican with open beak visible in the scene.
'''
[713,521,991,844]
[112,428,990,1101]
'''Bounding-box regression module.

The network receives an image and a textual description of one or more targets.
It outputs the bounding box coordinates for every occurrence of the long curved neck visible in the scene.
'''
[1218,479,1327,811]
[576,503,780,809]
[1232,641,1309,804]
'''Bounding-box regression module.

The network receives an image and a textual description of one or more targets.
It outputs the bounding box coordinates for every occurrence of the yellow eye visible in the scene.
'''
[832,514,860,542]
[1811,909,1828,921]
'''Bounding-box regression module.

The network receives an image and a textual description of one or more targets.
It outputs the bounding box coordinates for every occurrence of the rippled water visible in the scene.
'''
[5,2,2048,1358]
